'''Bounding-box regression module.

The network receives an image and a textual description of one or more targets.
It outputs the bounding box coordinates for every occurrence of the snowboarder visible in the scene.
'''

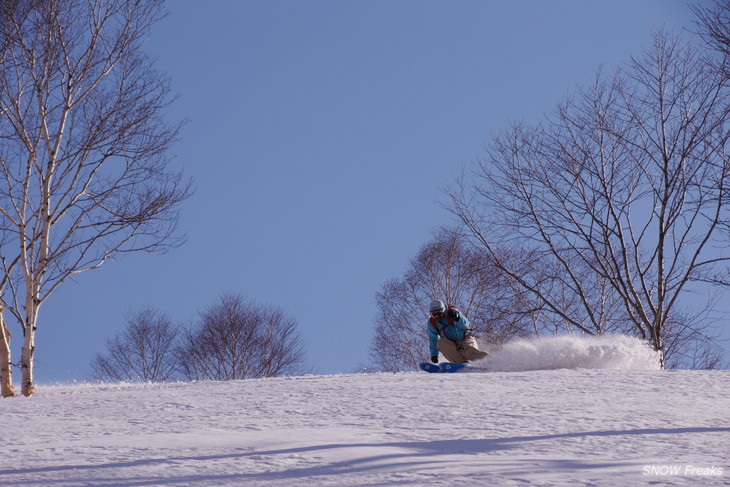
[427,299,488,365]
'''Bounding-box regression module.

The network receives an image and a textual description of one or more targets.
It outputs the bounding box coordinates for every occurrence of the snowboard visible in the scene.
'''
[419,362,467,373]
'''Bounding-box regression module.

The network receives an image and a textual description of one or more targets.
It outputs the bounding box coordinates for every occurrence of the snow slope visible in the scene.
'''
[2,337,729,487]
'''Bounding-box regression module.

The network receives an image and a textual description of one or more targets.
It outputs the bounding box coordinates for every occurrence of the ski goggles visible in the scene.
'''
[430,310,444,318]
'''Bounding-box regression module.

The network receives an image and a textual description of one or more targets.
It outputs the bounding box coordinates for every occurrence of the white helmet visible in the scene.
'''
[429,299,446,313]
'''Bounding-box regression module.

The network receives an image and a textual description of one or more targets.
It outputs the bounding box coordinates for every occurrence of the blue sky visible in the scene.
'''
[34,1,705,381]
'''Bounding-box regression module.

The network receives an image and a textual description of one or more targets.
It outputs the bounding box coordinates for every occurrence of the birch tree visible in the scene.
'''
[176,294,307,381]
[0,0,190,396]
[451,30,729,368]
[90,308,179,383]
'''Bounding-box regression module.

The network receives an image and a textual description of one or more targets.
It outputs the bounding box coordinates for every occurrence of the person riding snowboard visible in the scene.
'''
[427,299,488,365]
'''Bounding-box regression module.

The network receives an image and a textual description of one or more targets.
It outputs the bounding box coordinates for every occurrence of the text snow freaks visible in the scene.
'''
[642,465,724,477]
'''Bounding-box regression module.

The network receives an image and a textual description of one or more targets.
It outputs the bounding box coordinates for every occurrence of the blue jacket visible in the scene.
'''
[427,313,472,357]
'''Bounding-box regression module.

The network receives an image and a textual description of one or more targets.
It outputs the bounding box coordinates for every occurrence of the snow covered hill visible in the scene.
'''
[2,337,729,486]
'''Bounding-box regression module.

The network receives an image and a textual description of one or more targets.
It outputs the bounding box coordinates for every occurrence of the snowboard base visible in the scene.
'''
[419,362,467,373]
[440,362,467,373]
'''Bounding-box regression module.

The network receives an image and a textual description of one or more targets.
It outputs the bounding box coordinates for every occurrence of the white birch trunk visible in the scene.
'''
[21,298,38,396]
[0,307,14,397]
[20,106,55,396]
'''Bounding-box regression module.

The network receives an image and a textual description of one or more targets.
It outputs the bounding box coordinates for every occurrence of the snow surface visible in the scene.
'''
[3,336,729,486]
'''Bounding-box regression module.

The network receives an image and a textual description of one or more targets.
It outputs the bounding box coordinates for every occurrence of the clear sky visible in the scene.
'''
[32,0,706,382]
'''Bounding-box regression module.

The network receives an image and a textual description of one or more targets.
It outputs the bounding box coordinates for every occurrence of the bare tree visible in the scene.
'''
[89,308,179,383]
[0,0,191,395]
[366,228,532,372]
[176,294,307,381]
[661,306,728,370]
[451,30,729,368]
[692,0,730,69]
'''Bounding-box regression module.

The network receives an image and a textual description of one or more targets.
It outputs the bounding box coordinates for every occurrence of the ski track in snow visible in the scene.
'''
[2,337,729,486]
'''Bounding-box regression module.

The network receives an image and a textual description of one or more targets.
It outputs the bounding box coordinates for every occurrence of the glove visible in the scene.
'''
[431,356,439,364]
[447,308,460,321]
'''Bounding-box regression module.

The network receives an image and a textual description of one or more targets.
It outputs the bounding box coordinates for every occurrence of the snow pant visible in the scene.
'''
[437,335,488,364]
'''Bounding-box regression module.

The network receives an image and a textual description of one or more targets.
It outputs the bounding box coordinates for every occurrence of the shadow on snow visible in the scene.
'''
[3,426,728,485]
